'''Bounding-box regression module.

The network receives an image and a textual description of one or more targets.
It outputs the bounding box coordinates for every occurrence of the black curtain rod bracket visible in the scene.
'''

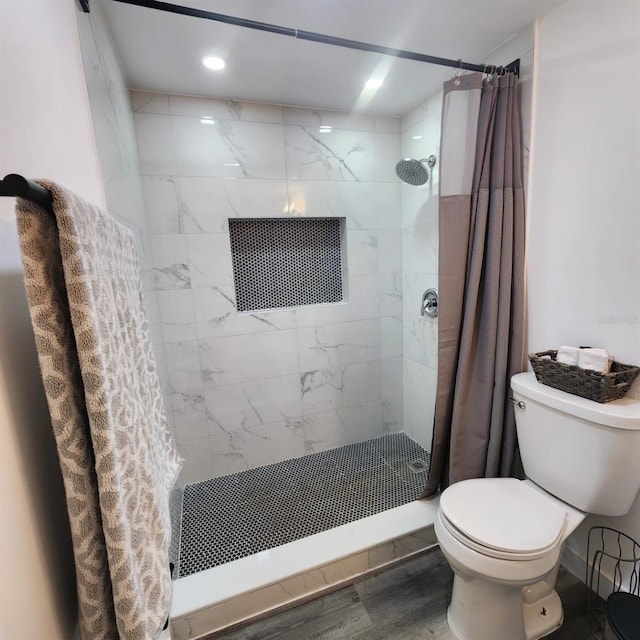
[0,174,54,215]
[111,0,519,76]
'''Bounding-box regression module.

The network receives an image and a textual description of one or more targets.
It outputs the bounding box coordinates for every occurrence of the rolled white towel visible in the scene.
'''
[578,348,612,374]
[557,345,579,366]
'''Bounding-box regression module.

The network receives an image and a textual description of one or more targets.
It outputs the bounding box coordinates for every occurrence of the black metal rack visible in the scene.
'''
[586,526,640,639]
[0,174,54,215]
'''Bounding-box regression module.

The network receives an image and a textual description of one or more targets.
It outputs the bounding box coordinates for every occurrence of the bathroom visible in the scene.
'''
[1,0,639,638]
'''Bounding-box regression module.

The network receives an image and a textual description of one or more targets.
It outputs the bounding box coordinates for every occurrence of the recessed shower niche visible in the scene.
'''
[228,217,348,312]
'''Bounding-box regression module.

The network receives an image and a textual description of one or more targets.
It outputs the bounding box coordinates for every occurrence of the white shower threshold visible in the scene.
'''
[170,498,439,640]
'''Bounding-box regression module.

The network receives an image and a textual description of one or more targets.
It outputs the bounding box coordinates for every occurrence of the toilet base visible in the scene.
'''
[523,589,563,639]
[446,574,564,640]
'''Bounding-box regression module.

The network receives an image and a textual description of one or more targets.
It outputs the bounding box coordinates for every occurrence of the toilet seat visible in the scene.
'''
[439,478,569,561]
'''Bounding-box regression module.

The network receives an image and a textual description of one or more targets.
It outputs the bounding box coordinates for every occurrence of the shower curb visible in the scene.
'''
[170,500,438,640]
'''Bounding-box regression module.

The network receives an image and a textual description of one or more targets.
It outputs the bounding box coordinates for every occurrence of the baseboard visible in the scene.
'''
[561,543,616,600]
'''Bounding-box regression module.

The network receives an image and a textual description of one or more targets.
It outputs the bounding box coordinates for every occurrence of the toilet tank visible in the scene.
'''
[511,372,640,517]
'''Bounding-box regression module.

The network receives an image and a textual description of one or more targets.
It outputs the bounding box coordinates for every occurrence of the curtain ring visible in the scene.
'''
[454,59,463,86]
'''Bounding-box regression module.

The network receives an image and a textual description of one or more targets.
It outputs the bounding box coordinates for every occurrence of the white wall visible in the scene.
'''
[527,0,640,590]
[0,0,105,638]
[132,92,403,484]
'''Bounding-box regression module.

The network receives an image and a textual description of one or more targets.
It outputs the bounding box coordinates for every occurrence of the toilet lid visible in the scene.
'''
[440,478,568,559]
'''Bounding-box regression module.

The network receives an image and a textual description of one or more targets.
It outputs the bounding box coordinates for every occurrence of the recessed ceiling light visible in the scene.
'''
[200,117,215,125]
[202,55,226,71]
[412,135,423,140]
[365,78,383,90]
[319,125,332,133]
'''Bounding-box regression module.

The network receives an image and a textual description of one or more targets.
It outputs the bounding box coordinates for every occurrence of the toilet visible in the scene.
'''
[435,371,640,640]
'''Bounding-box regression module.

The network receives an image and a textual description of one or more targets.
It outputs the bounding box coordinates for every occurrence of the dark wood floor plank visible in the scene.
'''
[212,549,600,640]
[210,587,367,640]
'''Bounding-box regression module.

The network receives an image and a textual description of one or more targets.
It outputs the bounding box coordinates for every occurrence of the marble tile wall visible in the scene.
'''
[132,92,403,484]
[399,94,441,452]
[76,5,171,413]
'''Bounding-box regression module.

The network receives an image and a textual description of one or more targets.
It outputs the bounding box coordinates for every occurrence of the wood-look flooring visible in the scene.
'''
[209,548,602,640]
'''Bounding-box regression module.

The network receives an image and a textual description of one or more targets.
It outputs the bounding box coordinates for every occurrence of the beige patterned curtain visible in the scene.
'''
[422,72,526,497]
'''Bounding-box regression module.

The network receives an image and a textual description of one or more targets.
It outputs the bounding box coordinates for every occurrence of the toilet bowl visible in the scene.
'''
[435,372,640,640]
[435,478,585,640]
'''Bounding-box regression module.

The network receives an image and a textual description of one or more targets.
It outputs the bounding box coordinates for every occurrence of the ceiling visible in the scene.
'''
[99,0,565,117]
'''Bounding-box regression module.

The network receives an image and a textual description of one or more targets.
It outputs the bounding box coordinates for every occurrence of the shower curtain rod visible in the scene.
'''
[107,0,520,76]
[0,174,54,215]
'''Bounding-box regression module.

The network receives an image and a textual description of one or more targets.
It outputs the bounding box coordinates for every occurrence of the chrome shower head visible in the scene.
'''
[395,155,437,186]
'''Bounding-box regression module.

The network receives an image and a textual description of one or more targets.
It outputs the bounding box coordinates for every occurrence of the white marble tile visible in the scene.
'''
[150,234,191,290]
[186,233,234,288]
[381,356,403,400]
[367,528,437,567]
[374,182,401,229]
[380,316,403,359]
[298,319,380,372]
[282,107,375,132]
[177,437,214,485]
[379,272,402,317]
[401,182,439,229]
[131,90,170,114]
[157,289,197,343]
[403,315,438,369]
[296,274,379,326]
[103,175,147,231]
[300,360,381,415]
[199,330,299,387]
[382,398,403,433]
[375,132,401,183]
[303,552,370,591]
[401,118,442,167]
[402,223,438,274]
[403,273,438,368]
[192,286,297,339]
[203,375,302,433]
[284,125,375,182]
[165,340,203,394]
[171,391,209,442]
[219,419,306,472]
[178,177,290,233]
[302,401,383,453]
[172,115,287,179]
[403,359,437,452]
[378,228,402,274]
[142,176,180,233]
[285,180,376,229]
[347,230,378,275]
[170,94,283,123]
[134,112,177,175]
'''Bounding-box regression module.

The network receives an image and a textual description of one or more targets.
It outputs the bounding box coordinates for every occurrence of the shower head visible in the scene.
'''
[395,155,437,186]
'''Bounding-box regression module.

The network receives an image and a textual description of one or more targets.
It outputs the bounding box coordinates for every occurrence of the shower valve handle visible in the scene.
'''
[421,289,439,318]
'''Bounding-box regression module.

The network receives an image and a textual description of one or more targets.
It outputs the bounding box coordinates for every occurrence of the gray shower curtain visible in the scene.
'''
[422,72,526,497]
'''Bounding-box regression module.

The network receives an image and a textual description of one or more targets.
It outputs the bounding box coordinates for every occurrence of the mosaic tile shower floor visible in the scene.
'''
[175,432,430,578]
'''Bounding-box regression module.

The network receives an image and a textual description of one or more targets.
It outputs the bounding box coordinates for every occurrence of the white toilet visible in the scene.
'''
[435,371,640,640]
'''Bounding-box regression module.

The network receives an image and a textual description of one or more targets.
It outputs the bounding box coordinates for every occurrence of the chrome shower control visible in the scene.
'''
[421,288,438,318]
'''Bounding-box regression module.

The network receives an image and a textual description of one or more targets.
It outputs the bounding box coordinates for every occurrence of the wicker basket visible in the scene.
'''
[528,350,640,403]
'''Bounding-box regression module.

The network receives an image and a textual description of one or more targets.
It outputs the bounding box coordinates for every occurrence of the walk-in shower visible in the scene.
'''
[73,2,527,637]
